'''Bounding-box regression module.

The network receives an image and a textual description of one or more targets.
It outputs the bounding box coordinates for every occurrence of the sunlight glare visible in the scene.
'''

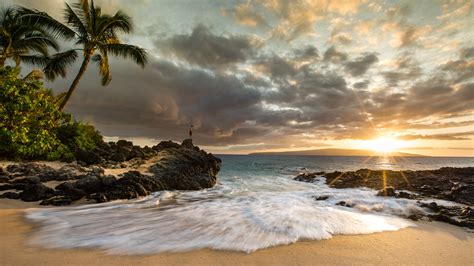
[363,137,405,153]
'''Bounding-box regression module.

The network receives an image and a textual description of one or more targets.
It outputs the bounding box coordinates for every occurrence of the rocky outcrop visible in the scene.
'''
[321,167,474,205]
[293,167,474,229]
[0,139,221,206]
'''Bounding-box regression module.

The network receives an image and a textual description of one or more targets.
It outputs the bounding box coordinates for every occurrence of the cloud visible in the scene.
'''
[382,53,422,86]
[158,25,260,68]
[222,2,268,27]
[398,131,474,141]
[460,47,474,59]
[344,53,379,76]
[323,46,348,63]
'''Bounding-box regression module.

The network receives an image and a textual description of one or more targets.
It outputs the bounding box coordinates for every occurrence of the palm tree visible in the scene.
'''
[0,7,63,67]
[43,0,148,110]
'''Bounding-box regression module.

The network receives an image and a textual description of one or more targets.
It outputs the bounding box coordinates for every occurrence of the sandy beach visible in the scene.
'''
[0,199,472,266]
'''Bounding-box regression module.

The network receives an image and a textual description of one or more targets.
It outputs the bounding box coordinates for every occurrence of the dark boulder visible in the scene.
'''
[11,176,41,184]
[149,148,221,190]
[111,152,127,162]
[20,183,55,202]
[181,138,195,149]
[6,163,55,176]
[152,140,181,152]
[117,140,133,149]
[40,196,74,206]
[314,195,330,201]
[0,191,20,199]
[75,149,103,165]
[377,186,396,197]
[0,184,14,191]
[0,175,11,183]
[294,172,324,182]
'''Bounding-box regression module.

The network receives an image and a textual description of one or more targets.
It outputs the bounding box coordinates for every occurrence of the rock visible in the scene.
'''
[11,176,40,184]
[0,175,11,183]
[6,163,55,176]
[117,140,133,149]
[0,184,14,191]
[152,140,181,152]
[87,171,160,202]
[294,167,474,205]
[149,148,221,190]
[75,149,103,165]
[377,186,396,197]
[5,139,221,206]
[89,193,108,203]
[40,196,73,206]
[294,172,324,182]
[129,146,146,159]
[0,191,20,199]
[336,201,354,208]
[111,152,127,162]
[314,195,330,201]
[407,214,424,221]
[74,175,104,194]
[181,138,195,149]
[20,184,55,201]
[396,191,418,199]
[420,202,440,212]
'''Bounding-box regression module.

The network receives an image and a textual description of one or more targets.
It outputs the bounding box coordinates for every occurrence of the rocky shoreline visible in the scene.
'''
[0,139,221,206]
[294,167,474,229]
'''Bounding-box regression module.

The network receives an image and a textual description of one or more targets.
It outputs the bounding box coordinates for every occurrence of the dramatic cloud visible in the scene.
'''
[344,53,379,76]
[159,25,260,68]
[399,132,474,141]
[7,0,473,155]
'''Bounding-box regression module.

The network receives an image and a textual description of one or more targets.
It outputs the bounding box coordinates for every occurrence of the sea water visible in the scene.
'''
[25,155,474,254]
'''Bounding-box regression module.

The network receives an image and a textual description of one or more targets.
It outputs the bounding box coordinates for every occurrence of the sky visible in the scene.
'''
[5,0,474,156]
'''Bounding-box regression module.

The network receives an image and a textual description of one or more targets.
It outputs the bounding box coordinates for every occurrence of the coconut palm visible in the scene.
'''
[0,7,63,67]
[42,0,148,110]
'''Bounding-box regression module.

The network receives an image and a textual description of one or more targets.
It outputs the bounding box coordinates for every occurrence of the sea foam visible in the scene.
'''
[25,174,418,254]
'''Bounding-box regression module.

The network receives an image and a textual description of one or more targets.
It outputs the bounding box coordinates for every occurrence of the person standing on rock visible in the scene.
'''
[189,125,193,140]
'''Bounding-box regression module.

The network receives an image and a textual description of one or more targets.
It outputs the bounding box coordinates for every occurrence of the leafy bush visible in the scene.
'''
[0,67,103,161]
[56,121,103,152]
[0,67,71,160]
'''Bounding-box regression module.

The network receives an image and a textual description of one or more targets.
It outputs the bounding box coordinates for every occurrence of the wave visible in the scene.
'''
[25,178,417,254]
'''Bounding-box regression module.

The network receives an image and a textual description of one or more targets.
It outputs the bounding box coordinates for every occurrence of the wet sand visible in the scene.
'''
[0,199,473,266]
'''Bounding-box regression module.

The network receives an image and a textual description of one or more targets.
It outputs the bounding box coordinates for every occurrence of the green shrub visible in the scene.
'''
[0,67,103,161]
[0,67,71,160]
[56,121,103,152]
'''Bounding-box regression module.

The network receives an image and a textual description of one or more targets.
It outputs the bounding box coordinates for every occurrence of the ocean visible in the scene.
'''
[26,155,474,254]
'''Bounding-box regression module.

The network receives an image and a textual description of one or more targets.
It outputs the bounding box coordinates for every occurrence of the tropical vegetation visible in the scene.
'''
[0,0,145,160]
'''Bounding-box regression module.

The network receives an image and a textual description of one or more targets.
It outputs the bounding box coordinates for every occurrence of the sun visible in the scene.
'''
[362,137,405,153]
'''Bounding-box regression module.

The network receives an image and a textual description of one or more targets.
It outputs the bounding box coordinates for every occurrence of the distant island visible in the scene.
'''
[249,148,427,157]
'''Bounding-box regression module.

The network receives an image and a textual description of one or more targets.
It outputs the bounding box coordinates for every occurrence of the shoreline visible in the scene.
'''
[1,199,473,265]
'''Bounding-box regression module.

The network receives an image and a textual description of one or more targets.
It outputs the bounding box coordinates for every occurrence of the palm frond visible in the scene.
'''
[64,3,88,38]
[16,33,59,51]
[92,51,111,85]
[19,55,50,67]
[16,7,76,40]
[105,43,147,67]
[43,50,79,80]
[98,11,132,37]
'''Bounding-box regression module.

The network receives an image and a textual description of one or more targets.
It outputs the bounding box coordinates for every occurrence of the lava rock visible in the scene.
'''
[20,184,55,202]
[152,140,181,152]
[11,176,40,184]
[75,149,103,165]
[377,186,396,197]
[0,191,20,199]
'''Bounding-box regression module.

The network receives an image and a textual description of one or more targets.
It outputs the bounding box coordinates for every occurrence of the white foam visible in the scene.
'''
[25,179,416,254]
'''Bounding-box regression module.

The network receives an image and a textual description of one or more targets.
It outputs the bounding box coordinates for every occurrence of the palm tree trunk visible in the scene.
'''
[59,54,91,111]
[0,55,6,67]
